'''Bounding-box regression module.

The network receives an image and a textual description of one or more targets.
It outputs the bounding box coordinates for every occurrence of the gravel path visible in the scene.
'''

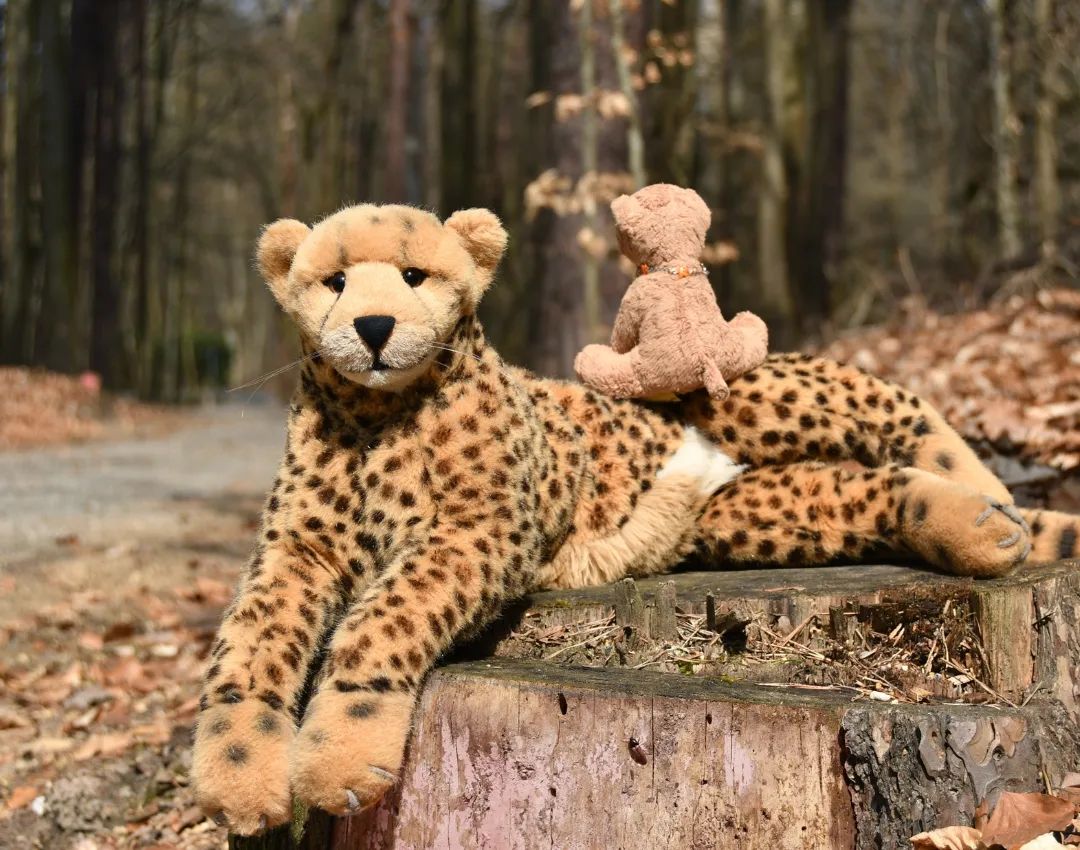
[0,404,285,564]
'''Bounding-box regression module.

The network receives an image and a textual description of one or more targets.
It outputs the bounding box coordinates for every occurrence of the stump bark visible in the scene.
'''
[230,561,1080,850]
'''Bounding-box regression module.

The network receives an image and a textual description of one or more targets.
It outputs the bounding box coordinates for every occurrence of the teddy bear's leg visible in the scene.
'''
[574,343,646,399]
[719,311,770,376]
[702,360,730,400]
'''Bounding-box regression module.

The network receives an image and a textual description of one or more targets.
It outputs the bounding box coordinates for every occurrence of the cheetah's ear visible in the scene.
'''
[445,208,507,301]
[256,219,311,300]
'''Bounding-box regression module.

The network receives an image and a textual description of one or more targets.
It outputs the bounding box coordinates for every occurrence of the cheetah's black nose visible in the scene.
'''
[353,315,396,354]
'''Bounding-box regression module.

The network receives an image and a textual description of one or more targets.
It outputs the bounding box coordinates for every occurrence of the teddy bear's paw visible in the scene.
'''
[290,687,414,816]
[191,698,295,835]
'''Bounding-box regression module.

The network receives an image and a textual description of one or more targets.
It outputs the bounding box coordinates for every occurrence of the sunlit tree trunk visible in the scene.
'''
[577,0,600,342]
[1033,0,1060,256]
[611,0,644,190]
[988,0,1022,260]
[932,4,954,270]
[277,0,301,216]
[758,0,794,339]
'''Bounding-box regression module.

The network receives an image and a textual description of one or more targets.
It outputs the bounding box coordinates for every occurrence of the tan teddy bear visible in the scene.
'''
[574,183,768,401]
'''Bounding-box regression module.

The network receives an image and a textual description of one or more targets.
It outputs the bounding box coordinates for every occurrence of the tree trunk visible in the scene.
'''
[988,0,1022,261]
[0,2,8,306]
[439,0,477,215]
[1033,0,1060,256]
[131,0,153,393]
[610,0,644,190]
[88,0,125,386]
[932,4,955,271]
[577,0,601,342]
[9,0,45,365]
[793,0,851,338]
[757,0,795,341]
[383,0,410,202]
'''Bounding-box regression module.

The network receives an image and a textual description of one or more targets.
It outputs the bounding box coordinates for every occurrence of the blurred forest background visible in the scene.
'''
[1,0,1078,400]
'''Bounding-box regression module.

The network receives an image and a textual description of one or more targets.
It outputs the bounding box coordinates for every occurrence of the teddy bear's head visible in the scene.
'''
[257,204,506,391]
[610,184,711,268]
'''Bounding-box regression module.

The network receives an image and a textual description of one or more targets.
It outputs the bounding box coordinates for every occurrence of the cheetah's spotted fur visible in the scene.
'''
[192,204,1080,833]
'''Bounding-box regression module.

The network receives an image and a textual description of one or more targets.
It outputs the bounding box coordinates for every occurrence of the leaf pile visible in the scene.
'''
[0,367,184,451]
[0,575,237,849]
[912,786,1080,849]
[819,288,1080,472]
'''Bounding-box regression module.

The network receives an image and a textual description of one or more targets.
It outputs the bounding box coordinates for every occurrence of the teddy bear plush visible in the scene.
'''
[574,184,768,401]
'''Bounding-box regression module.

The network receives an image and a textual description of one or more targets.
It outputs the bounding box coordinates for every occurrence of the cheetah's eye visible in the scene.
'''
[324,271,346,294]
[401,267,428,287]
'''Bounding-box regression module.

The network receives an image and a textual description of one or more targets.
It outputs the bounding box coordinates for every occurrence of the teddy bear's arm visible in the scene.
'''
[610,282,647,353]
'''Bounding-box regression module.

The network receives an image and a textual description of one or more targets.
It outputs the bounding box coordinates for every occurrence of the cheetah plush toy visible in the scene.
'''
[193,203,1079,834]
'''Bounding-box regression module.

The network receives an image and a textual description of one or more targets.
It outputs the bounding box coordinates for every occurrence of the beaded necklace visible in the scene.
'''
[637,262,709,278]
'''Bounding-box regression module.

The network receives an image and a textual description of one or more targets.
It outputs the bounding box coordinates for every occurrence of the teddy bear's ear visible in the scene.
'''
[256,219,310,300]
[610,194,635,222]
[445,208,507,285]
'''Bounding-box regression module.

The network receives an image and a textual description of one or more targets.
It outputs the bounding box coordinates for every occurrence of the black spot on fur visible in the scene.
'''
[256,713,279,734]
[226,743,248,765]
[208,717,231,736]
[1059,526,1078,560]
[348,701,377,719]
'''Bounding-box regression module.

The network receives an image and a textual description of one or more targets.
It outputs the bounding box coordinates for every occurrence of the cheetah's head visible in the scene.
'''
[257,204,507,391]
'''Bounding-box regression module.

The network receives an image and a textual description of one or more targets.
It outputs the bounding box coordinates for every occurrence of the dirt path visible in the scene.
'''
[0,405,284,565]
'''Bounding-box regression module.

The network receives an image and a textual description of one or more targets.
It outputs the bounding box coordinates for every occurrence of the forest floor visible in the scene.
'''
[0,404,283,850]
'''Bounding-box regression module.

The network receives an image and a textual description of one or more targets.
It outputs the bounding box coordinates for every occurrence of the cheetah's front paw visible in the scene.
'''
[191,698,294,835]
[290,686,414,816]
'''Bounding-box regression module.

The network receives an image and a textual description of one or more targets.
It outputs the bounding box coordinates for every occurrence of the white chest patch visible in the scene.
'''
[656,426,745,497]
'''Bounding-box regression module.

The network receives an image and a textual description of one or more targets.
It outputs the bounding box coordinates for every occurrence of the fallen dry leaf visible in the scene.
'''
[982,792,1076,848]
[73,731,134,762]
[820,290,1080,472]
[5,785,39,811]
[911,825,986,849]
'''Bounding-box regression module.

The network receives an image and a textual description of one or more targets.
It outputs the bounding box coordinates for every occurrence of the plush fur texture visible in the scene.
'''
[192,202,1080,835]
[574,184,768,400]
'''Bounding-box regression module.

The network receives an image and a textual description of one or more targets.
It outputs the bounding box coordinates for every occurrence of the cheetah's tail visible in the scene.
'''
[1017,507,1080,565]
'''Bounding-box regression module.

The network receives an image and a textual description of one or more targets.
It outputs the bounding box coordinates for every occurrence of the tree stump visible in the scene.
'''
[231,561,1080,849]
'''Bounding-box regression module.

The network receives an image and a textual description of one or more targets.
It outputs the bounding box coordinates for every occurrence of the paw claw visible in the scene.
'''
[1001,503,1029,530]
[345,789,361,811]
[997,530,1022,548]
[975,506,995,527]
[369,765,397,783]
[258,815,268,833]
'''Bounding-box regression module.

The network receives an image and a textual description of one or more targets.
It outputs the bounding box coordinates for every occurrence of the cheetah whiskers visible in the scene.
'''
[429,342,484,363]
[228,350,321,414]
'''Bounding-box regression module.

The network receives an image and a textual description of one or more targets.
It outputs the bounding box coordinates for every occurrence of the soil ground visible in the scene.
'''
[0,405,284,850]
